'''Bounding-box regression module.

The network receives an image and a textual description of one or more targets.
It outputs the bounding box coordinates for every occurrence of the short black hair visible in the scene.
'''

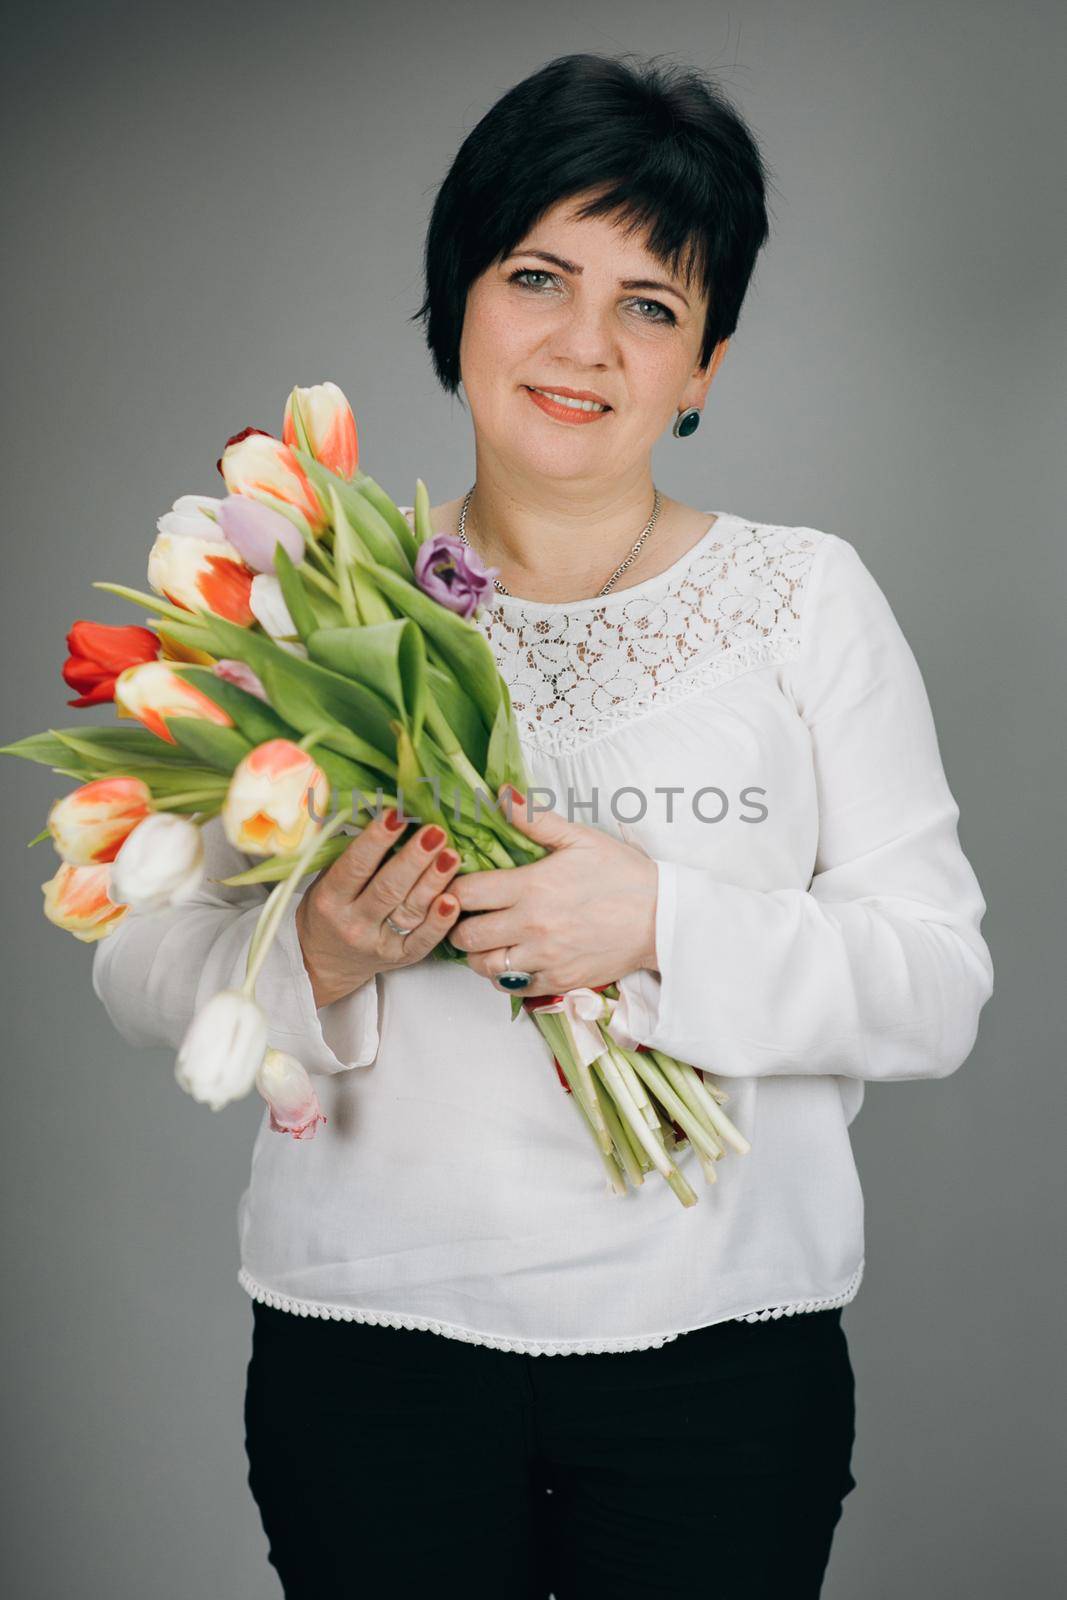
[411,51,776,398]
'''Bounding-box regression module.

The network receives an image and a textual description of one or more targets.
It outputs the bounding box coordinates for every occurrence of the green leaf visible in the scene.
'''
[1,726,190,770]
[328,486,361,626]
[296,452,412,578]
[354,473,420,565]
[180,669,296,745]
[303,583,345,630]
[274,546,319,643]
[306,619,427,747]
[165,717,251,771]
[356,561,503,734]
[425,661,488,771]
[190,614,399,774]
[91,582,194,625]
[218,832,350,885]
[484,679,530,796]
[413,478,435,547]
[147,617,217,657]
[134,765,231,796]
[394,721,453,833]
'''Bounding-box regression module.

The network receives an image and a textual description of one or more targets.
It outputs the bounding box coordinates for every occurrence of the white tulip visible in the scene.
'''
[156,493,223,540]
[110,812,205,913]
[249,574,298,640]
[175,990,267,1111]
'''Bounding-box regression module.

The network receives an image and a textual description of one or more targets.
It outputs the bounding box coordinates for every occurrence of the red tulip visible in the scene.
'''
[62,621,161,708]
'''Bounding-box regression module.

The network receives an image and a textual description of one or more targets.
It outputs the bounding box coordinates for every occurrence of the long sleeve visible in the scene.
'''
[614,531,994,1082]
[92,816,380,1074]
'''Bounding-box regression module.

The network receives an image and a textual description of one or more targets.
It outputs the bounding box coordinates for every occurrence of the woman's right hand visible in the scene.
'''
[294,809,462,1008]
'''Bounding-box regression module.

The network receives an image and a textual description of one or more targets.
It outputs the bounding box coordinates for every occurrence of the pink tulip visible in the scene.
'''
[213,659,268,700]
[256,1048,327,1139]
[215,495,305,574]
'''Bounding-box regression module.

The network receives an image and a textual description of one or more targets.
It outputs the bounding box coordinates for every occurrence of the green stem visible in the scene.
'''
[649,1049,750,1155]
[242,806,353,995]
[297,728,334,753]
[299,562,340,600]
[303,537,336,579]
[621,1048,724,1165]
[548,1046,628,1196]
[590,1074,646,1187]
[153,788,227,810]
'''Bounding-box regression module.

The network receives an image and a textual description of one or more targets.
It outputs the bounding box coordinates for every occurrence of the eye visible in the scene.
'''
[632,298,677,326]
[506,268,677,326]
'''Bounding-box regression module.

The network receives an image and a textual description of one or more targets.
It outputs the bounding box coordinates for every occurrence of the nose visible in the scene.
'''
[544,300,615,371]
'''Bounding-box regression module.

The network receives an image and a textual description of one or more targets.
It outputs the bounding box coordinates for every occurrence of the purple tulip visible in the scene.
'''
[413,533,499,619]
[216,495,305,574]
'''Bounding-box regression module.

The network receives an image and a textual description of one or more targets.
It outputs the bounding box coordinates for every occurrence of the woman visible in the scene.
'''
[92,52,994,1599]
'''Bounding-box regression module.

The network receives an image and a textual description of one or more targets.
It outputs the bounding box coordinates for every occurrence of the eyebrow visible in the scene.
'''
[503,248,690,309]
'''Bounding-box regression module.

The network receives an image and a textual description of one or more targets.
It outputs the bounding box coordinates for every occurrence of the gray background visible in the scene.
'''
[3,2,1064,1594]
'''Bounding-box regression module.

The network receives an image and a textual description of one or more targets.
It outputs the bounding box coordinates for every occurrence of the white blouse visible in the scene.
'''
[91,508,994,1356]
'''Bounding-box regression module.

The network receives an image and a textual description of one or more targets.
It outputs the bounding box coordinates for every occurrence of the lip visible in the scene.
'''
[523,385,613,425]
[525,383,612,406]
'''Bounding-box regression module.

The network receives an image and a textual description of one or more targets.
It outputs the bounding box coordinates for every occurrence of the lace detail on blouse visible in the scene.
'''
[238,1259,864,1354]
[399,509,824,758]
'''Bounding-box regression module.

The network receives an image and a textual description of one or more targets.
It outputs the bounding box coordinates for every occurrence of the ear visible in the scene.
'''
[498,785,580,851]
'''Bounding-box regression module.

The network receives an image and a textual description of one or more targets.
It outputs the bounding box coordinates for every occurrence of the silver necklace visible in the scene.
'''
[457,486,662,599]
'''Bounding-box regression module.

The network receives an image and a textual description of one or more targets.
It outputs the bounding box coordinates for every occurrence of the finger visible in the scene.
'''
[381,846,461,935]
[466,947,545,992]
[447,908,522,955]
[317,807,409,905]
[497,784,580,850]
[355,823,453,922]
[447,864,525,914]
[388,886,461,962]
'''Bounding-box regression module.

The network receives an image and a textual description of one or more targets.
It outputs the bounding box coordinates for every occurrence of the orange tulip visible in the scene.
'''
[147,532,255,626]
[113,661,235,744]
[47,776,153,865]
[222,739,329,856]
[282,382,359,480]
[220,433,328,533]
[42,862,127,942]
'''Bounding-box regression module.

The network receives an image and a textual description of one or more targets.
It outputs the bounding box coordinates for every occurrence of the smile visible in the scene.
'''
[523,386,613,424]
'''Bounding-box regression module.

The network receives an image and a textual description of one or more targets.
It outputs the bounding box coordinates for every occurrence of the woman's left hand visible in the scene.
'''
[446,785,660,996]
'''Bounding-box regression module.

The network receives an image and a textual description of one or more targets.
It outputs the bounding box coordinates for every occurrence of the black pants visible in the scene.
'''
[244,1299,857,1599]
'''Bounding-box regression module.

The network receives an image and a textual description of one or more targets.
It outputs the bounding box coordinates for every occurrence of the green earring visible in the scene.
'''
[673,407,701,438]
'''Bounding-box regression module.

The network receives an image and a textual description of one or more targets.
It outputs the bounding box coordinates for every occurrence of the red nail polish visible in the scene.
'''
[506,785,525,806]
[437,895,456,915]
[435,849,459,872]
[383,808,405,832]
[420,825,446,851]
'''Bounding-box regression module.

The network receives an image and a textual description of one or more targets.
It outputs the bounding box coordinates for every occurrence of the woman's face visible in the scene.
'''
[458,193,721,487]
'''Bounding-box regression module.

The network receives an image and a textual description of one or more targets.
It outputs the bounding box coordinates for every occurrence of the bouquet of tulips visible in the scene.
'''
[2,380,749,1208]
